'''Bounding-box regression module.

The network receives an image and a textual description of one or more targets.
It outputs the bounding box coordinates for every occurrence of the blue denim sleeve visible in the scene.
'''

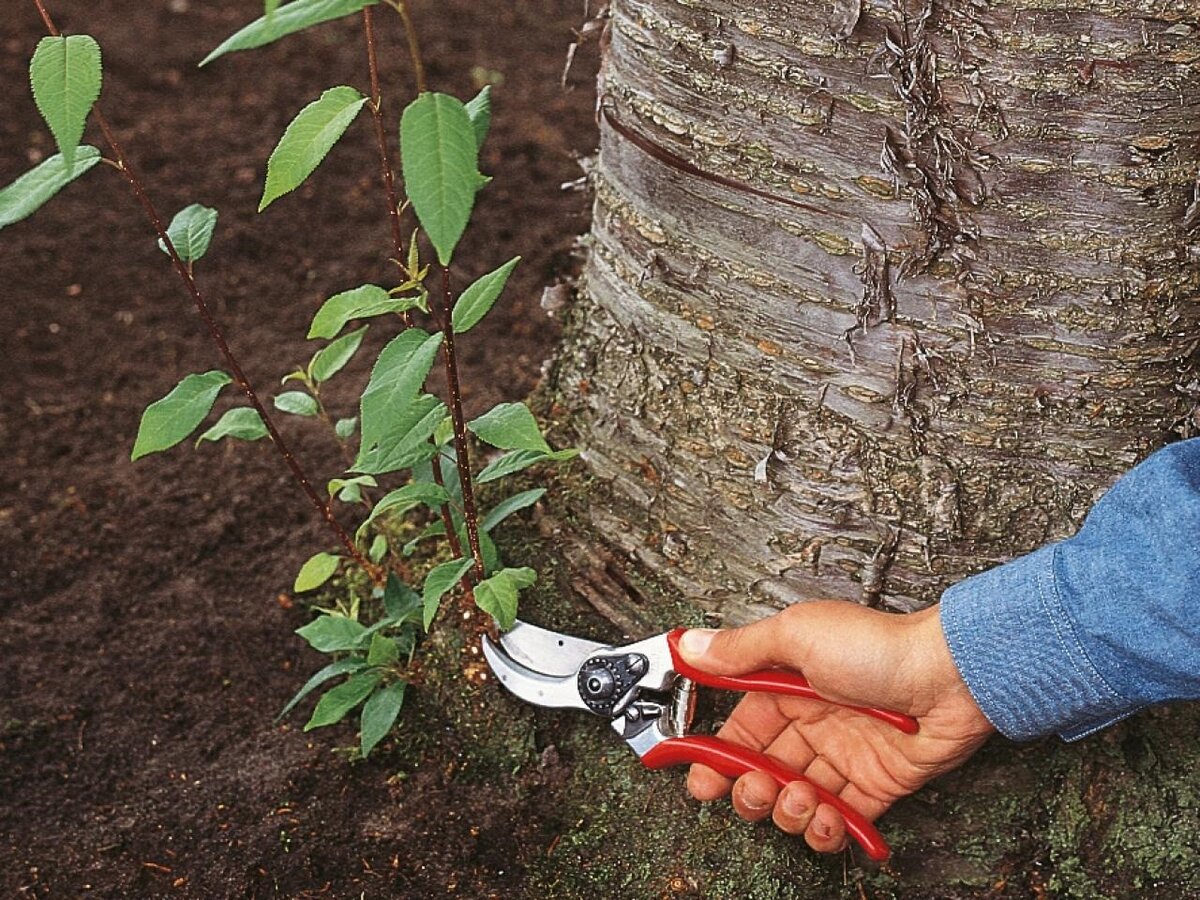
[939,437,1200,741]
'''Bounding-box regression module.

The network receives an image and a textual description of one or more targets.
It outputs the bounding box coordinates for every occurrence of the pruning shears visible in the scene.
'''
[481,620,919,862]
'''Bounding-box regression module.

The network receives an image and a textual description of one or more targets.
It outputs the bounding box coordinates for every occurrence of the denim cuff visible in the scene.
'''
[939,543,1133,742]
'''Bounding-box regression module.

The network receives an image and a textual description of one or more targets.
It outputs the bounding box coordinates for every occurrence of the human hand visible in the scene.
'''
[680,601,994,854]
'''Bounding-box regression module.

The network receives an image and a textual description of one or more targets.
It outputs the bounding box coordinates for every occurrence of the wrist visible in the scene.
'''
[905,606,994,734]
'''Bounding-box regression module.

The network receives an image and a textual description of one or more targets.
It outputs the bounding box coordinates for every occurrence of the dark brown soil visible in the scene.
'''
[0,1,598,896]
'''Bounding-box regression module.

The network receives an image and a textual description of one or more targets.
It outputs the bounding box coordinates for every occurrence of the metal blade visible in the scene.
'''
[498,619,609,677]
[481,635,593,713]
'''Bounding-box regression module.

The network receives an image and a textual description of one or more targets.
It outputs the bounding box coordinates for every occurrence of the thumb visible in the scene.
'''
[676,612,810,677]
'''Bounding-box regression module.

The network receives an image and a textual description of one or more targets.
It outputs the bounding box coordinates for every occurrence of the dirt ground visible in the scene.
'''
[0,1,600,896]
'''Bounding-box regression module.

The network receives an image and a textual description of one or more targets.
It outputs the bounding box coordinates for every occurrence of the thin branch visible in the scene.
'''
[439,266,486,581]
[33,0,383,585]
[389,0,427,94]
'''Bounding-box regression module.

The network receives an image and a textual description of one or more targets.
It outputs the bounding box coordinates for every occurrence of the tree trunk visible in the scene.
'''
[543,1,1200,894]
[554,0,1199,626]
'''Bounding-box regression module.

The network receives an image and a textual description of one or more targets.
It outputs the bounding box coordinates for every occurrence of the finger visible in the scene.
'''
[837,782,894,824]
[801,756,849,797]
[731,771,780,822]
[687,763,731,801]
[805,803,848,854]
[676,607,816,676]
[771,779,820,835]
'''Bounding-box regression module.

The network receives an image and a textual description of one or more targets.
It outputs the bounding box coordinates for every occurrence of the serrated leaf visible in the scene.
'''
[305,671,381,731]
[366,632,400,667]
[368,533,389,563]
[29,35,102,170]
[352,395,445,475]
[400,93,482,266]
[0,147,101,231]
[474,567,536,631]
[452,256,519,334]
[202,0,378,66]
[308,284,423,340]
[383,574,421,623]
[276,658,366,721]
[294,551,340,591]
[259,86,367,211]
[464,85,492,149]
[481,488,546,532]
[454,523,501,575]
[335,416,358,440]
[358,329,443,451]
[360,681,405,756]
[356,482,450,539]
[295,613,365,651]
[475,449,546,484]
[157,203,219,262]
[468,402,551,454]
[131,370,231,461]
[196,406,268,444]
[309,324,368,383]
[422,557,473,630]
[274,390,319,416]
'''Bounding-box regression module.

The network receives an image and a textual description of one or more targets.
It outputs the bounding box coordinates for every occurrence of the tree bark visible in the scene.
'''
[553,0,1200,626]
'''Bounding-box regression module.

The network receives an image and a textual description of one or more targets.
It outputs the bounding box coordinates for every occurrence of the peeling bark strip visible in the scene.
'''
[554,0,1200,623]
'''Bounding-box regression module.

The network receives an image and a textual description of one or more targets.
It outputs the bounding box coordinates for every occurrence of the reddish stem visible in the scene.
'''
[438,266,486,582]
[361,7,414,330]
[33,0,382,585]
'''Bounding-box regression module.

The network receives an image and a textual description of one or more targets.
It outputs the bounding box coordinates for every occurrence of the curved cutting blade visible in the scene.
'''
[481,635,592,713]
[499,619,609,677]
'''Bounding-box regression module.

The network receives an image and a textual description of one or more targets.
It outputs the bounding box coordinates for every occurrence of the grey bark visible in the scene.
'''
[553,0,1200,626]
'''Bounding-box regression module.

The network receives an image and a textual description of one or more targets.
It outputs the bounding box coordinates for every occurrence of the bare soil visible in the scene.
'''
[0,1,598,896]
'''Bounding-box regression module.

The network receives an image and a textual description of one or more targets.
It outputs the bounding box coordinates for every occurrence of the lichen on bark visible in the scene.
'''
[553,0,1200,622]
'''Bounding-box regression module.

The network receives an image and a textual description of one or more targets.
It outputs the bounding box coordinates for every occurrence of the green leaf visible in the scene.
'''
[352,394,445,475]
[335,416,358,440]
[383,574,421,623]
[481,488,546,532]
[157,203,219,262]
[474,567,536,631]
[0,147,102,232]
[29,35,102,170]
[265,0,282,18]
[368,533,389,563]
[276,658,366,721]
[422,557,473,630]
[196,406,268,444]
[295,613,366,652]
[357,482,449,538]
[454,523,501,575]
[308,284,423,340]
[201,0,378,66]
[259,86,367,211]
[400,93,482,266]
[464,85,492,149]
[475,449,545,484]
[309,324,368,383]
[360,681,405,756]
[366,632,400,667]
[305,671,380,731]
[402,520,445,556]
[294,551,340,592]
[358,329,444,452]
[452,256,519,334]
[468,402,551,454]
[328,473,376,500]
[432,416,455,447]
[131,370,231,461]
[274,390,319,417]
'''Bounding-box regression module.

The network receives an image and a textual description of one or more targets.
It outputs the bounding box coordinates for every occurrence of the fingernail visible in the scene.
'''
[679,629,715,658]
[742,790,770,812]
[781,791,809,820]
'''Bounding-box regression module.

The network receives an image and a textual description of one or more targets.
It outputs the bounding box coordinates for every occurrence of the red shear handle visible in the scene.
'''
[641,735,891,862]
[666,629,918,735]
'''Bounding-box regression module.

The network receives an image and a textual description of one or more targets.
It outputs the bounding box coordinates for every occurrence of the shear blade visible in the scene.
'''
[499,619,609,677]
[481,635,592,713]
